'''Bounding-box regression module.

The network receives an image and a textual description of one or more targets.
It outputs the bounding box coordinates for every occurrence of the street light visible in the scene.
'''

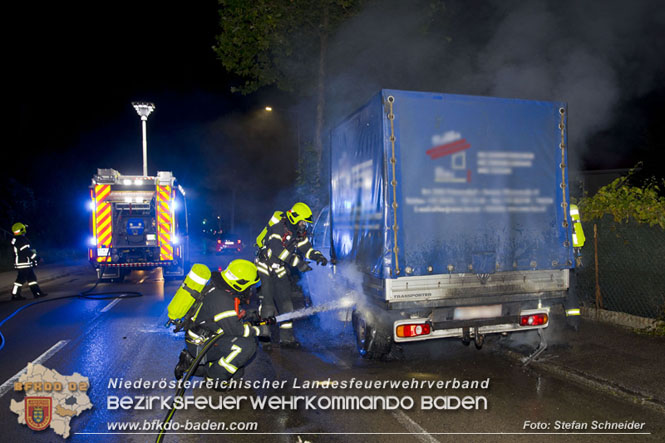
[264,106,301,159]
[132,101,155,176]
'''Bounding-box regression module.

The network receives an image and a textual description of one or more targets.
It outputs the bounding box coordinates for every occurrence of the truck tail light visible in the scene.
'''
[396,323,431,338]
[217,239,222,244]
[519,313,548,326]
[237,240,241,244]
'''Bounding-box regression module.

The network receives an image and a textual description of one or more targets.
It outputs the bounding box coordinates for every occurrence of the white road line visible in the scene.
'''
[392,410,440,443]
[100,299,121,312]
[0,339,70,398]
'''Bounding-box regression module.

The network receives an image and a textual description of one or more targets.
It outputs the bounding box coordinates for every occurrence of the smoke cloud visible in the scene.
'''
[325,0,665,171]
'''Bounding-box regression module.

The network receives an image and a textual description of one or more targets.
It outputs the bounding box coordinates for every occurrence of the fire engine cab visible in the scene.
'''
[89,168,188,281]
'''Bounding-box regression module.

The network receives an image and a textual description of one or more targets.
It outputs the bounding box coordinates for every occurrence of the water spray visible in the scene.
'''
[274,293,357,323]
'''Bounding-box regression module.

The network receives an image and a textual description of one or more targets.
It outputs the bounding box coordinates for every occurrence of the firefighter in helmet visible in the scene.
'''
[9,223,47,300]
[174,259,268,382]
[255,202,328,349]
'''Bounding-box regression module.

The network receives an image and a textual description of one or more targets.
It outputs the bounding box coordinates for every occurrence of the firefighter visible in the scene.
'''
[565,204,586,331]
[9,223,47,300]
[174,259,268,382]
[255,202,327,349]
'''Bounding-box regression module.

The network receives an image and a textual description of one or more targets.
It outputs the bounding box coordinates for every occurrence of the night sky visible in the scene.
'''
[4,0,665,249]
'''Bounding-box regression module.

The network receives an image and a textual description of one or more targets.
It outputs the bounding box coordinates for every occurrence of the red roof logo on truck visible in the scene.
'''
[427,131,472,183]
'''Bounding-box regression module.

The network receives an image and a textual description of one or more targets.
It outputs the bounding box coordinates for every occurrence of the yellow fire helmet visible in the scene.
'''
[222,259,260,293]
[12,222,27,236]
[286,202,313,225]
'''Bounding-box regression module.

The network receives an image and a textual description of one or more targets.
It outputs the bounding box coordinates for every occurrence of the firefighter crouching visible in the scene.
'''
[255,202,328,349]
[173,260,270,382]
[10,222,47,300]
[565,204,585,331]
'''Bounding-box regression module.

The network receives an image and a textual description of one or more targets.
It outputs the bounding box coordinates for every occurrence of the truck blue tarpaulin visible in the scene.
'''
[310,89,577,359]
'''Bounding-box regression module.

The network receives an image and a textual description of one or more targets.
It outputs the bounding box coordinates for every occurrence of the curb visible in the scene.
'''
[581,306,659,330]
[502,349,665,415]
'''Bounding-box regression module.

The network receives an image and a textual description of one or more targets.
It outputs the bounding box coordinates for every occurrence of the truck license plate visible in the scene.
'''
[453,305,502,320]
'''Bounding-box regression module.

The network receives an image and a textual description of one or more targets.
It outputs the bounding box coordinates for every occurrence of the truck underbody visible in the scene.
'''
[349,269,568,359]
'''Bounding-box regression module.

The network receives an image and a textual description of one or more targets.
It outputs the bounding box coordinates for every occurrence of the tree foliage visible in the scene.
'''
[214,0,361,95]
[578,167,665,229]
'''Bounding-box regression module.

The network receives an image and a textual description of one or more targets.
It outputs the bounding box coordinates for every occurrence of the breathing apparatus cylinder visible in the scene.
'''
[167,264,211,321]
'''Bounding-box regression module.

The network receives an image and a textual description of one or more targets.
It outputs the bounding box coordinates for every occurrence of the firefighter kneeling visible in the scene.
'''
[172,260,270,383]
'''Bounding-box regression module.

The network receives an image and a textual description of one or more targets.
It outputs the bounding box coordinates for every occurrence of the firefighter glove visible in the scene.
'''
[313,252,328,266]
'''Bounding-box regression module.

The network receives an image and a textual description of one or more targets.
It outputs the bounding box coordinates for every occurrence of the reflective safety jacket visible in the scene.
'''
[256,219,322,279]
[185,272,261,345]
[569,204,585,248]
[11,236,37,269]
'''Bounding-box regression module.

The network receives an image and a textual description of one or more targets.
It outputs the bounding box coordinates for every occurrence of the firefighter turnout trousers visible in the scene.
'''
[259,271,296,343]
[186,335,256,382]
[12,268,45,298]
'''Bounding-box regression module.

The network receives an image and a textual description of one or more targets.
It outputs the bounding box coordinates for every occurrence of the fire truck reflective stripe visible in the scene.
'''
[566,308,581,316]
[213,310,237,321]
[95,185,111,202]
[97,209,112,228]
[98,227,112,245]
[156,185,173,261]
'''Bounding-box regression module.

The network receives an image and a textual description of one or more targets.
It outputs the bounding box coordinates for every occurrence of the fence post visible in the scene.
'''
[594,223,603,315]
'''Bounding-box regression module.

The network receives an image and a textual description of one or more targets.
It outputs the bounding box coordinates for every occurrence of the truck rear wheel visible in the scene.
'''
[352,310,392,359]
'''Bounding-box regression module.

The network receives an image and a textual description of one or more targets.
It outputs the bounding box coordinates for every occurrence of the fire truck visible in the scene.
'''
[88,168,189,281]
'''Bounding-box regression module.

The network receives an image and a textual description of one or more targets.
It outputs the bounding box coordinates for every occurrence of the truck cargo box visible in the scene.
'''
[330,89,574,280]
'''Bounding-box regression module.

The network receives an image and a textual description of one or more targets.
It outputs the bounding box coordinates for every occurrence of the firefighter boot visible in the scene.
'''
[174,349,196,380]
[11,284,25,301]
[30,283,47,298]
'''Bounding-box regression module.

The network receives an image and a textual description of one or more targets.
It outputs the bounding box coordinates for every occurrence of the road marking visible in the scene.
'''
[0,339,70,398]
[100,299,121,312]
[392,410,440,443]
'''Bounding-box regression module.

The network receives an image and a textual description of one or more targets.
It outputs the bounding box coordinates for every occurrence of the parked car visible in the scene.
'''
[216,233,244,254]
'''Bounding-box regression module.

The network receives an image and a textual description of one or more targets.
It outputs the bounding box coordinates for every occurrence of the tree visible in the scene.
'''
[214,0,363,200]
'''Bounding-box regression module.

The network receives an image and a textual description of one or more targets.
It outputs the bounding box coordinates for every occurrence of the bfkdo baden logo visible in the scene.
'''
[25,397,52,431]
[10,363,92,439]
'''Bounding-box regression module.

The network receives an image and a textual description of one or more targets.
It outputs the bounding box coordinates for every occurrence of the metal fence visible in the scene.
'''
[575,216,665,320]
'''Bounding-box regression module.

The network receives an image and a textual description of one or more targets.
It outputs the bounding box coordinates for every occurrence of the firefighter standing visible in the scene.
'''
[174,259,268,382]
[256,202,327,349]
[565,204,586,331]
[9,223,47,300]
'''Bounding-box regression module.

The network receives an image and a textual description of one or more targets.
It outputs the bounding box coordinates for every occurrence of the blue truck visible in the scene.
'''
[306,89,576,359]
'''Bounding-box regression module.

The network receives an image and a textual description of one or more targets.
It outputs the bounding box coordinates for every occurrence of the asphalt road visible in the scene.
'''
[1,255,663,442]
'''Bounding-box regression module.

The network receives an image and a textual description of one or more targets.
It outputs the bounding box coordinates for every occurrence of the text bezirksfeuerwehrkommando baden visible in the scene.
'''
[106,377,490,412]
